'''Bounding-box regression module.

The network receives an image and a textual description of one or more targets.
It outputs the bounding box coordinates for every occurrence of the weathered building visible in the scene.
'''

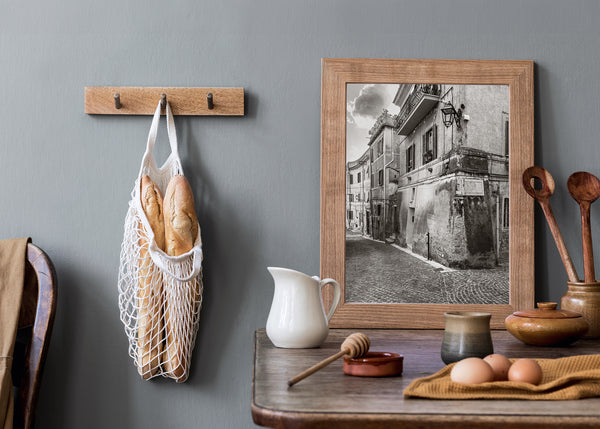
[365,110,401,241]
[390,84,509,268]
[346,150,371,235]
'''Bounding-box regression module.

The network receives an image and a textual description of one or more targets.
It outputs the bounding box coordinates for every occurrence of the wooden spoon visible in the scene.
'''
[287,333,370,387]
[522,167,579,282]
[567,171,600,283]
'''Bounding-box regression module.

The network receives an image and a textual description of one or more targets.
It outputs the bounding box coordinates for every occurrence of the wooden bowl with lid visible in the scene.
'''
[505,302,589,346]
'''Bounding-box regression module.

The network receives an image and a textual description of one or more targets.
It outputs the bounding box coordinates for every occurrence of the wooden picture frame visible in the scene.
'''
[320,58,534,329]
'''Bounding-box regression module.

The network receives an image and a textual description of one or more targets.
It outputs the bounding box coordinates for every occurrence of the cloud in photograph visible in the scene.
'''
[347,84,399,129]
[346,84,399,161]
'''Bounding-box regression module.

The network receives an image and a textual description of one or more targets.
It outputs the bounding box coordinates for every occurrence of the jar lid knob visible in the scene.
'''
[537,302,558,310]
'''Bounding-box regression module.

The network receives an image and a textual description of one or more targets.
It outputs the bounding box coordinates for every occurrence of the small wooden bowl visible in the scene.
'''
[505,302,589,346]
[343,352,403,377]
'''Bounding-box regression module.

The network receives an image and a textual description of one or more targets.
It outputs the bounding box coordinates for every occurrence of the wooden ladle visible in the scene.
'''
[567,171,600,283]
[522,166,579,282]
[287,333,370,387]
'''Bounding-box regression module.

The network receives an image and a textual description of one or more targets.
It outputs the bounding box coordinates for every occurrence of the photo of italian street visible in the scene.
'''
[346,232,509,304]
[345,83,511,305]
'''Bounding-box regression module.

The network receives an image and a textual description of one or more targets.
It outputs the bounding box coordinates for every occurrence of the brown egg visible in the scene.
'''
[450,357,494,385]
[508,358,543,385]
[483,354,512,381]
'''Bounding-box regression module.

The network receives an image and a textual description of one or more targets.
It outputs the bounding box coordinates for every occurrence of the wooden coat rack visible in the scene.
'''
[85,87,244,116]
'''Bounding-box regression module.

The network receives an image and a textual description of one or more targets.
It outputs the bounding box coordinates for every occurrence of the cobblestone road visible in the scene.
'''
[345,233,509,304]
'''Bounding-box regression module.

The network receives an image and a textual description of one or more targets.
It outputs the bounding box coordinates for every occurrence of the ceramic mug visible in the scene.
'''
[441,311,493,364]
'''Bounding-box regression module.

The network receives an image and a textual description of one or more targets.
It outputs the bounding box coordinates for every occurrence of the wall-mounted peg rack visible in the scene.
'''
[84,87,244,116]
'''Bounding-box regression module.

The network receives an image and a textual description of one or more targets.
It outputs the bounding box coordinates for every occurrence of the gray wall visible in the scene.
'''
[2,0,600,427]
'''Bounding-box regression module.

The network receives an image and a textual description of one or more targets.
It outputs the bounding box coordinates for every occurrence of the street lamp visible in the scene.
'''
[441,102,464,129]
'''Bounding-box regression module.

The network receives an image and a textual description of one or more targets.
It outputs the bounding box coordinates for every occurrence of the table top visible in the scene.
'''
[252,328,600,429]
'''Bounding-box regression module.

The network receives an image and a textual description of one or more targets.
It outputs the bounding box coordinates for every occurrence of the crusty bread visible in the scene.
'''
[162,174,199,382]
[141,175,166,251]
[164,175,198,256]
[137,175,166,379]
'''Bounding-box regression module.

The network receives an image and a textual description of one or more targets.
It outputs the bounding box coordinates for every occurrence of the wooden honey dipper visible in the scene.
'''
[287,333,370,387]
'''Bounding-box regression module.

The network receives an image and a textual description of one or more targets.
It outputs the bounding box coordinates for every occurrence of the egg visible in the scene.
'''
[508,358,543,385]
[450,357,494,384]
[483,354,512,381]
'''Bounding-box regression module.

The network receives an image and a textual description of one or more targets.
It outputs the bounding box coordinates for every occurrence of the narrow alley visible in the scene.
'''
[346,233,509,304]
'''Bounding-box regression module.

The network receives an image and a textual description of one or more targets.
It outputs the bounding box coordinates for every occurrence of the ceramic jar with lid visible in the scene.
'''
[505,302,589,346]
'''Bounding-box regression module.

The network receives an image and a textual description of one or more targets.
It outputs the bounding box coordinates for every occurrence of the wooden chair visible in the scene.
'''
[11,243,57,429]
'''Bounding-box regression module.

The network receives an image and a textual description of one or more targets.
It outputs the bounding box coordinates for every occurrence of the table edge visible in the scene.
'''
[252,399,600,429]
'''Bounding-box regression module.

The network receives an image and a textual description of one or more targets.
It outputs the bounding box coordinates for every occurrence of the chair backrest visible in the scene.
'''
[12,244,57,429]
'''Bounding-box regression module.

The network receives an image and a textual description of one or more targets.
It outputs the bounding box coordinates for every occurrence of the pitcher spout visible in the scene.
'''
[267,266,317,284]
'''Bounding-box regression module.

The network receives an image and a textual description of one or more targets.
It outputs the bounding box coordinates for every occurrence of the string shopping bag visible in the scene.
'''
[118,100,203,382]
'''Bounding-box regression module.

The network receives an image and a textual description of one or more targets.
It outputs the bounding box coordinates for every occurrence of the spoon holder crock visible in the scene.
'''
[561,281,600,338]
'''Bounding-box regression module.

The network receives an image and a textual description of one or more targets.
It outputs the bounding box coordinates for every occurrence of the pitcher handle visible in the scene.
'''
[319,278,341,323]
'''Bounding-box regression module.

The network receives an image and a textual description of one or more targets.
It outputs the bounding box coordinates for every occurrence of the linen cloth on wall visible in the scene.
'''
[0,238,30,429]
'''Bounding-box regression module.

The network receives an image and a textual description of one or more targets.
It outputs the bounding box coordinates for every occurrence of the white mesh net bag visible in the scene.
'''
[118,100,203,382]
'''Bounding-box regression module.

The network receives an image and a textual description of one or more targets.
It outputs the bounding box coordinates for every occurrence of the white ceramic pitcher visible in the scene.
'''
[266,267,341,348]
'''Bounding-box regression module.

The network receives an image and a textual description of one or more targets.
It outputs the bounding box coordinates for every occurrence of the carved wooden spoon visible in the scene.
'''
[523,166,579,282]
[567,171,600,283]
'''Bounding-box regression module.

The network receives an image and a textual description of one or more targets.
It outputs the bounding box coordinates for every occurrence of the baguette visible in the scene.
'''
[162,174,199,382]
[137,175,166,379]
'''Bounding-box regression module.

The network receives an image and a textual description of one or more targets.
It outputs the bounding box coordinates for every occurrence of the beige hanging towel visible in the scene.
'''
[0,238,30,429]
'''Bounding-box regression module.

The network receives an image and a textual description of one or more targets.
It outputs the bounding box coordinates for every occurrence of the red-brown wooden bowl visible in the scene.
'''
[343,352,403,377]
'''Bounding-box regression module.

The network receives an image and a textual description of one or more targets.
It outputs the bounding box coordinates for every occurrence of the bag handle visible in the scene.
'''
[147,239,203,282]
[143,100,180,161]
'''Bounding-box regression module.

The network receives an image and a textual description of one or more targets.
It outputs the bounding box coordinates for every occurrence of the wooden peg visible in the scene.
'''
[287,333,370,387]
[114,93,121,109]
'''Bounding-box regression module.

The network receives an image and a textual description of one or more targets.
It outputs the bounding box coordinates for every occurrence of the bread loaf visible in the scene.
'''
[137,175,166,379]
[164,175,199,256]
[162,174,199,382]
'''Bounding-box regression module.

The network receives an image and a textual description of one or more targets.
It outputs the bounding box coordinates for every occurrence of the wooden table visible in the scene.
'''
[252,329,600,428]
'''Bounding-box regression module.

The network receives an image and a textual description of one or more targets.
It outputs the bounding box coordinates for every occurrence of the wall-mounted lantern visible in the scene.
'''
[441,102,464,129]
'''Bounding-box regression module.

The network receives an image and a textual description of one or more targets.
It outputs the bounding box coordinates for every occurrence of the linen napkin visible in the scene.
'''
[404,354,600,400]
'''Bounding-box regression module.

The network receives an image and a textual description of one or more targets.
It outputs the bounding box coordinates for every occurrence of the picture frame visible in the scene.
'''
[320,58,534,329]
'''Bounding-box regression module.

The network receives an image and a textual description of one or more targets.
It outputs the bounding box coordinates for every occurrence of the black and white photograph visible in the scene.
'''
[345,83,510,305]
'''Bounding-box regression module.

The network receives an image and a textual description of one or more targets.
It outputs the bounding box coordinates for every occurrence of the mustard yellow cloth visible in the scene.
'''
[404,355,600,400]
[0,238,30,429]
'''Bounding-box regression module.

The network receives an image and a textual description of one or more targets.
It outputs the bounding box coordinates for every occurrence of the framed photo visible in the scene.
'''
[320,59,534,329]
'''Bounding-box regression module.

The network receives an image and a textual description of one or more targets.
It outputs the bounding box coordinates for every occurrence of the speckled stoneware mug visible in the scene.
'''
[441,311,493,365]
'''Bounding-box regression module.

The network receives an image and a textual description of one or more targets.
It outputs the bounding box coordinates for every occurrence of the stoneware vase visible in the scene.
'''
[441,311,493,365]
[561,281,600,338]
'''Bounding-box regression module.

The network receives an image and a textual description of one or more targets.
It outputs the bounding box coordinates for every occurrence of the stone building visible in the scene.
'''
[346,84,510,269]
[365,110,401,241]
[346,150,370,235]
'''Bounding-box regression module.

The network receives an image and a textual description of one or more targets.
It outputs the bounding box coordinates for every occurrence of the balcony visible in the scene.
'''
[395,84,441,136]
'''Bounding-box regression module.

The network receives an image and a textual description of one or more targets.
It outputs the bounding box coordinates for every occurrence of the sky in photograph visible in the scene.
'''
[346,84,400,162]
